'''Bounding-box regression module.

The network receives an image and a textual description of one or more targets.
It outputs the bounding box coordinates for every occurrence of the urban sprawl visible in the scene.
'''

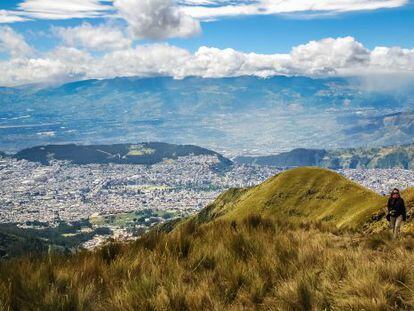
[1,155,413,248]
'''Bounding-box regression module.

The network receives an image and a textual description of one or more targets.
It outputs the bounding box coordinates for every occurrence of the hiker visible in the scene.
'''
[386,188,407,238]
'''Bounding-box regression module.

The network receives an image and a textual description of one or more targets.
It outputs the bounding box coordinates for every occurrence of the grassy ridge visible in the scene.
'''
[200,167,385,230]
[2,167,414,310]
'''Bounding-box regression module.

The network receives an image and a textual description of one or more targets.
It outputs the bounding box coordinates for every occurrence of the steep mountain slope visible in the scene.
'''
[235,143,414,169]
[236,149,327,167]
[198,167,385,230]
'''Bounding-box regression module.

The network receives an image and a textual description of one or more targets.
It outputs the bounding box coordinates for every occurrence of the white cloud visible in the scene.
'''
[182,0,408,20]
[0,10,28,23]
[0,58,77,86]
[370,46,414,73]
[113,0,201,39]
[90,44,192,78]
[0,46,94,86]
[54,23,132,51]
[290,37,370,75]
[0,26,33,58]
[187,46,291,77]
[17,0,112,20]
[2,34,414,87]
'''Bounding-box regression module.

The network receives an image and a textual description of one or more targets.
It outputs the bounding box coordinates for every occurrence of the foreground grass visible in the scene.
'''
[1,214,414,310]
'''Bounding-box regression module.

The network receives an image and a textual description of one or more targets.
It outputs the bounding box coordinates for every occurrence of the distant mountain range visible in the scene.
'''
[4,142,414,169]
[1,76,414,154]
[235,144,414,169]
[7,142,233,169]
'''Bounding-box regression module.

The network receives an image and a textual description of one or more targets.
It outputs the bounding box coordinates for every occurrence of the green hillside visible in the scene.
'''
[198,167,385,230]
[2,168,414,310]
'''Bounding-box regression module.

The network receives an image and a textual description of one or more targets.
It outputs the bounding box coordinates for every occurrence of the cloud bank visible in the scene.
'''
[1,27,414,86]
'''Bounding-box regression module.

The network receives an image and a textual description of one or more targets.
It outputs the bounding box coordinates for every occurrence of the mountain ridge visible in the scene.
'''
[11,142,233,168]
[191,167,387,230]
[6,141,414,170]
[235,143,414,169]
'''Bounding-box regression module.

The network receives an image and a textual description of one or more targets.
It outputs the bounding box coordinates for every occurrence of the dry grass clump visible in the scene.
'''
[1,213,414,310]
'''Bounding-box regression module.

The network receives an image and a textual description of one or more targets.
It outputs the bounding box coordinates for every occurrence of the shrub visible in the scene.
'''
[243,214,275,231]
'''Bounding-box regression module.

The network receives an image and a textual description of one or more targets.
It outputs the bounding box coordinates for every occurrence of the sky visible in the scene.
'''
[1,0,414,86]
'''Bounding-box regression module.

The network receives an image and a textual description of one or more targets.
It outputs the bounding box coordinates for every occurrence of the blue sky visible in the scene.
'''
[172,6,414,53]
[1,0,414,86]
[2,0,414,53]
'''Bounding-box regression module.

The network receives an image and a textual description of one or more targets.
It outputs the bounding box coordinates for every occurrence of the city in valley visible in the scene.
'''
[1,154,414,249]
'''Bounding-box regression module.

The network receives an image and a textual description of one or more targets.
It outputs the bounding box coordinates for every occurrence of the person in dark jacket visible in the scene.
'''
[386,188,406,238]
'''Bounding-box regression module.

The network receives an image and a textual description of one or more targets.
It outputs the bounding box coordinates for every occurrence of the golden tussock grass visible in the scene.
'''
[1,214,414,310]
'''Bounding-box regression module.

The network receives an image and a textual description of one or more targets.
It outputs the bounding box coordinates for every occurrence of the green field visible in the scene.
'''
[90,209,183,228]
[126,145,156,157]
